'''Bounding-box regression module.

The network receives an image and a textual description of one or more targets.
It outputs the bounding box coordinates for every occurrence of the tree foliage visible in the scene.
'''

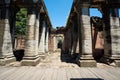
[15,8,27,36]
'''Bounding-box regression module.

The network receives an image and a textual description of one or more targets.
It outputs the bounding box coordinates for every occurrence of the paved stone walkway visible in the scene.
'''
[6,51,115,68]
[36,52,79,68]
[1,52,119,80]
[0,66,120,80]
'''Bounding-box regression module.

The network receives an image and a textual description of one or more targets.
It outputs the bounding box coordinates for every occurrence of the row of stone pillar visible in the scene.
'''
[0,5,50,66]
[63,20,79,55]
[101,6,120,66]
[77,5,120,67]
[21,8,50,66]
[77,7,96,67]
[65,4,120,67]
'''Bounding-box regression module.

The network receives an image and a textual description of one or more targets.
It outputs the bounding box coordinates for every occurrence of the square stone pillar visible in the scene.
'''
[69,25,73,54]
[110,9,120,67]
[99,6,112,64]
[22,8,40,66]
[77,7,96,67]
[35,12,40,55]
[76,40,79,54]
[38,20,46,59]
[71,22,79,54]
[45,27,49,53]
[0,8,15,66]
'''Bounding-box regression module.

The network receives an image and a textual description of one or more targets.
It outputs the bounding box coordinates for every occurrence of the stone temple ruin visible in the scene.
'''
[0,0,120,67]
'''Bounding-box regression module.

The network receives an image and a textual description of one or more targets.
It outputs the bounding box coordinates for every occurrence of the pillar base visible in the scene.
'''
[39,54,46,60]
[111,55,120,67]
[39,52,46,60]
[78,60,96,67]
[22,56,40,66]
[77,55,96,67]
[115,60,120,67]
[0,56,15,66]
[111,55,120,59]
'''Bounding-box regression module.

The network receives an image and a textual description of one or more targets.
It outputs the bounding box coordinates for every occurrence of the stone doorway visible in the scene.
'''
[90,8,104,61]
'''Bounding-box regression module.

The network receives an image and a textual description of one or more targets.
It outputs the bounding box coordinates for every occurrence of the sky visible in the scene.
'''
[44,0,73,28]
[44,0,120,28]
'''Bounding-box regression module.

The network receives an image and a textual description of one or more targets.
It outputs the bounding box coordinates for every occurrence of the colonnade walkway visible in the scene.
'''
[36,52,79,68]
[0,52,120,80]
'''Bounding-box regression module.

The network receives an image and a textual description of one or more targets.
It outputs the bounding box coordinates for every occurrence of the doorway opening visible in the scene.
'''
[90,8,104,60]
[13,8,27,61]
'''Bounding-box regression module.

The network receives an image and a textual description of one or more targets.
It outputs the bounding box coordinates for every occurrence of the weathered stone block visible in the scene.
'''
[0,57,15,66]
[27,14,36,26]
[115,60,120,67]
[22,57,40,66]
[82,40,92,54]
[111,55,120,59]
[111,29,120,35]
[81,15,90,25]
[26,26,35,39]
[110,17,119,26]
[77,60,96,67]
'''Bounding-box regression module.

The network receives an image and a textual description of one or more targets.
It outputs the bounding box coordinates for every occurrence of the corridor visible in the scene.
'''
[1,52,118,80]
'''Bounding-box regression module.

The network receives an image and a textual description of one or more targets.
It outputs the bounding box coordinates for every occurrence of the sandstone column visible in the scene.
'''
[76,40,79,54]
[45,27,49,53]
[71,22,79,54]
[0,3,15,65]
[9,9,16,49]
[69,24,73,54]
[39,21,46,54]
[35,12,40,55]
[78,7,96,67]
[100,5,112,64]
[110,9,120,66]
[71,22,75,54]
[22,8,40,66]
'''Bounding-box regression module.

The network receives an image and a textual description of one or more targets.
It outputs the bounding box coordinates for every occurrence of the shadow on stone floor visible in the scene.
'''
[60,51,78,64]
[70,78,104,80]
[13,49,24,61]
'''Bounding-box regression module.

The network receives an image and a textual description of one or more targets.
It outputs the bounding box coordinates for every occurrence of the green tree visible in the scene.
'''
[15,8,27,36]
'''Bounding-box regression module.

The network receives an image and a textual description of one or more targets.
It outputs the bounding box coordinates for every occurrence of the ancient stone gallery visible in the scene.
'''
[0,0,120,67]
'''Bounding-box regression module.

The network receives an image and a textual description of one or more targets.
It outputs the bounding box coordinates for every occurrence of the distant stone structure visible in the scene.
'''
[49,27,64,52]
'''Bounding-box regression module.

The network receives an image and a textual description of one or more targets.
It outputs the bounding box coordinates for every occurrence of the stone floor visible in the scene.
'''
[1,52,119,80]
[36,52,79,68]
[0,66,120,80]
